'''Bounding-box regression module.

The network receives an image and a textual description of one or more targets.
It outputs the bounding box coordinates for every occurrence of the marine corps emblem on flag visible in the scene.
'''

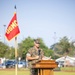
[5,12,20,41]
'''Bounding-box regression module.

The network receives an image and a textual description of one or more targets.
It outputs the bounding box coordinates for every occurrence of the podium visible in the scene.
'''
[32,60,58,75]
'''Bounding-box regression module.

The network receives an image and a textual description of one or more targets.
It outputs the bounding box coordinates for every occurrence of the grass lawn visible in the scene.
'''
[0,69,75,75]
[0,69,30,75]
[54,71,75,75]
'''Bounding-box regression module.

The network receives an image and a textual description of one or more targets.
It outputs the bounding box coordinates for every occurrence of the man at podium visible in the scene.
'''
[26,39,44,75]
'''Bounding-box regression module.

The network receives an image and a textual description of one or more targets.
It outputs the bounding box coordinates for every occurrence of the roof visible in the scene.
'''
[56,56,75,63]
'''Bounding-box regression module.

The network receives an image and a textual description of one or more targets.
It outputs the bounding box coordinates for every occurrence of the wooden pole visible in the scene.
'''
[15,37,18,75]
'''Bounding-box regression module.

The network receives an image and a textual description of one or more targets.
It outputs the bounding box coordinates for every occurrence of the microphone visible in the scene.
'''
[38,50,41,56]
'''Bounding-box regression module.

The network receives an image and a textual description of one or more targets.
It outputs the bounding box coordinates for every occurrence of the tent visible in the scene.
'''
[56,56,75,67]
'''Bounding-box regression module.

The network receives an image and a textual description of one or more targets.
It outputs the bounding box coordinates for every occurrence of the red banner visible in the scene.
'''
[5,13,20,41]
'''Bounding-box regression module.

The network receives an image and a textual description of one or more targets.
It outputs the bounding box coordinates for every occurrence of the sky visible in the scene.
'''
[0,0,75,48]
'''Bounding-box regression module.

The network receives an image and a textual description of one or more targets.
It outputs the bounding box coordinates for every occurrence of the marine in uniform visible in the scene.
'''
[26,39,44,75]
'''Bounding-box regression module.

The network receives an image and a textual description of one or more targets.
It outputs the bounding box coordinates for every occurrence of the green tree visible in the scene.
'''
[18,37,34,59]
[0,42,9,57]
[52,36,75,58]
[39,38,53,57]
[5,47,15,59]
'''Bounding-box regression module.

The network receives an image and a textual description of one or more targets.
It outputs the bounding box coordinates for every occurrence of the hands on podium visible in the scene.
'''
[42,56,52,60]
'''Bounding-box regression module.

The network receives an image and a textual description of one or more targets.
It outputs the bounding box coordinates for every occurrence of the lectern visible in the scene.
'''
[32,60,58,75]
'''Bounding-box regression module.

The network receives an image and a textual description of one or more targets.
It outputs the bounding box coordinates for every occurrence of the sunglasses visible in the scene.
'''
[35,42,40,44]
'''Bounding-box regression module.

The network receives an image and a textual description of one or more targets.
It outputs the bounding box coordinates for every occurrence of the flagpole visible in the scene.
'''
[14,5,18,75]
[5,5,20,75]
[15,37,18,75]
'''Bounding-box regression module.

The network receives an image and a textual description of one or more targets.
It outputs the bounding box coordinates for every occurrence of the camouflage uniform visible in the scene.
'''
[27,47,44,75]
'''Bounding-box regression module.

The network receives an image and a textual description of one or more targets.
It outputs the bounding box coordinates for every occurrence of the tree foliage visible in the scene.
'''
[0,42,15,59]
[51,36,75,59]
[5,47,15,59]
[0,42,9,57]
[18,37,34,59]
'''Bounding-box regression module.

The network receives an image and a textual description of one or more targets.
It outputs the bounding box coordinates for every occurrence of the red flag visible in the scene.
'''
[5,12,20,41]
